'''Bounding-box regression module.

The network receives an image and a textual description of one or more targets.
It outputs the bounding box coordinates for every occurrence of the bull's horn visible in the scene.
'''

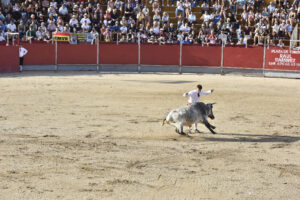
[211,103,217,105]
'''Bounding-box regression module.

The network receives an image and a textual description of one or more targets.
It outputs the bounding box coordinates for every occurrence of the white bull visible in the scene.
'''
[162,102,216,135]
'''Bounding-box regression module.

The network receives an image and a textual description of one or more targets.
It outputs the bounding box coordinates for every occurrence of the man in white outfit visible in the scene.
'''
[183,84,214,132]
[19,45,28,72]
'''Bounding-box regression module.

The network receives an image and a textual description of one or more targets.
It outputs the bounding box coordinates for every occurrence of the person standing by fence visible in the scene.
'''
[19,45,28,72]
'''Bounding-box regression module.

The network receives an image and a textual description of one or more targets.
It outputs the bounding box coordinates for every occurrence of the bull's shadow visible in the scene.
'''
[202,133,300,143]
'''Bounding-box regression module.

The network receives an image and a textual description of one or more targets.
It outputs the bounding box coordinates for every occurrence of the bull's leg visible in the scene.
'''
[203,119,216,134]
[179,122,185,135]
[188,126,192,134]
[194,123,201,133]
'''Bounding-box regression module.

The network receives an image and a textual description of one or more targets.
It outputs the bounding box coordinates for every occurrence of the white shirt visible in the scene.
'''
[69,18,79,26]
[80,17,91,25]
[19,47,28,57]
[183,89,212,104]
[7,23,17,32]
[59,6,68,15]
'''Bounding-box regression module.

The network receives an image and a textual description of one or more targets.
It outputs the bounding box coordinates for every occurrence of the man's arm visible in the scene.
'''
[183,90,192,97]
[200,89,214,96]
[23,48,28,56]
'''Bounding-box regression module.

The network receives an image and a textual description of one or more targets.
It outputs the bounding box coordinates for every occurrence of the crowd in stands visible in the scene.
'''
[0,0,299,46]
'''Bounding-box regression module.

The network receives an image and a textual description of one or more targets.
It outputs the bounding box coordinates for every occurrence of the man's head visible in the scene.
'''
[197,84,202,93]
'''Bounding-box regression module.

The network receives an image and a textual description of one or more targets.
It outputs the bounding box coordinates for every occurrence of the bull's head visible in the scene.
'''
[207,103,216,120]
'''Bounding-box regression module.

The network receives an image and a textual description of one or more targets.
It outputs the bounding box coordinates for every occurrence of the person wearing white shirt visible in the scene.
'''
[80,14,91,25]
[59,4,68,16]
[188,12,196,23]
[69,15,79,27]
[267,2,276,14]
[176,0,184,17]
[183,84,214,132]
[7,21,17,32]
[120,25,127,34]
[19,45,28,72]
[81,21,90,32]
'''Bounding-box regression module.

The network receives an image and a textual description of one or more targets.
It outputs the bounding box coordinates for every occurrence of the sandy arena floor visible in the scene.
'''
[0,72,299,200]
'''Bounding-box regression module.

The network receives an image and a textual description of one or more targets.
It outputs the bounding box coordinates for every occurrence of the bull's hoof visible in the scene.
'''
[194,129,201,133]
[210,131,217,134]
[179,131,186,135]
[211,125,216,129]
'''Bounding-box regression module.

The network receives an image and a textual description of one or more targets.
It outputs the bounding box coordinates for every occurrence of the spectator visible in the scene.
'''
[188,11,196,24]
[80,13,91,25]
[26,26,35,41]
[6,20,17,32]
[176,0,184,17]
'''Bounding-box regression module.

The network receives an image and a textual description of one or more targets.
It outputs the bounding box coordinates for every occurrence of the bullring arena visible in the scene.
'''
[0,72,299,199]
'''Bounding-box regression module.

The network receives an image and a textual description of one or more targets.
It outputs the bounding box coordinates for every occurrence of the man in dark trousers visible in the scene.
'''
[19,45,28,72]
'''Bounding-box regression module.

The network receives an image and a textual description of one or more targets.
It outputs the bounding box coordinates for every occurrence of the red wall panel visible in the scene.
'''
[58,43,97,64]
[223,46,263,69]
[141,44,179,65]
[0,46,19,73]
[99,43,138,64]
[265,47,300,71]
[182,45,221,66]
[23,43,55,65]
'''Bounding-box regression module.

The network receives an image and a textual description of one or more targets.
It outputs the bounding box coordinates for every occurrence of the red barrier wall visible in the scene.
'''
[58,43,97,64]
[265,47,300,71]
[99,43,138,64]
[0,46,19,73]
[223,46,263,69]
[23,43,55,65]
[182,45,221,66]
[141,44,179,65]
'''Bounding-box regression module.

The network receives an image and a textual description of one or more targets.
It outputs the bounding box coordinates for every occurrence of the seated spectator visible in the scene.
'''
[80,13,91,25]
[26,26,36,41]
[69,15,79,28]
[207,30,217,44]
[188,11,196,24]
[103,10,112,26]
[137,11,145,25]
[179,23,190,34]
[201,11,212,23]
[153,11,161,24]
[277,39,284,47]
[81,21,90,32]
[120,24,128,34]
[111,9,119,26]
[0,32,5,41]
[183,0,191,17]
[115,0,124,12]
[47,20,56,32]
[162,11,169,24]
[48,4,57,17]
[201,1,209,14]
[176,0,184,17]
[124,3,133,19]
[152,0,160,13]
[35,27,43,40]
[6,20,17,33]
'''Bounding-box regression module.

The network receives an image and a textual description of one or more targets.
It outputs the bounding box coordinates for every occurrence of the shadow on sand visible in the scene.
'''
[202,132,300,143]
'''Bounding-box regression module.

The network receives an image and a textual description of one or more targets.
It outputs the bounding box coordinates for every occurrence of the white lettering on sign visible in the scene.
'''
[271,49,289,54]
[268,51,299,67]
